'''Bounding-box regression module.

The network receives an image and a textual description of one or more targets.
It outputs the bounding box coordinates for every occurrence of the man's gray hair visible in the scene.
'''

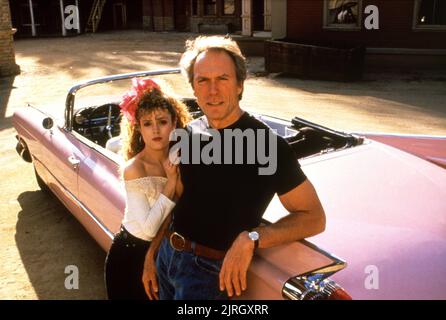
[179,35,247,100]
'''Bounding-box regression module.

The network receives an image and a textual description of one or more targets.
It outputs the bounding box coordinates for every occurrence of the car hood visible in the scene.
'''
[263,139,446,299]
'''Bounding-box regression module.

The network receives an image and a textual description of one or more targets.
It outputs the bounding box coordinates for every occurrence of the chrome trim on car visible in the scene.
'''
[259,215,349,300]
[35,159,115,241]
[15,135,32,162]
[64,187,115,241]
[356,132,446,139]
[65,68,181,131]
[282,239,347,300]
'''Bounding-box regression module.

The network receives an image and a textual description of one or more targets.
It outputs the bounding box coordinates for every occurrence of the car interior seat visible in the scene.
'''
[105,136,122,154]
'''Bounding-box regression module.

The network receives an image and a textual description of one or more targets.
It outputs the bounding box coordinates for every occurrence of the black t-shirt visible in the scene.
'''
[171,112,307,251]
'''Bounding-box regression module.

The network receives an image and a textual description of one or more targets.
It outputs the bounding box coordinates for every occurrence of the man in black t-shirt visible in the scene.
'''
[143,35,326,300]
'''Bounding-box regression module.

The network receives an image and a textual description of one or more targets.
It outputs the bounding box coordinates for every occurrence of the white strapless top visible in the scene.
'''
[121,176,175,241]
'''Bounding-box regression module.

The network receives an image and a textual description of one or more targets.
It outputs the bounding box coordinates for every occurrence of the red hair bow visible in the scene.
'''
[119,78,160,124]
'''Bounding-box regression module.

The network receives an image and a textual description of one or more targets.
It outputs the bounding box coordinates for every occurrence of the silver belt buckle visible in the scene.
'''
[170,232,186,251]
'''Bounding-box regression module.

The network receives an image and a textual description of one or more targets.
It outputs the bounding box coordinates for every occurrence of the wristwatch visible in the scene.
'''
[248,230,260,250]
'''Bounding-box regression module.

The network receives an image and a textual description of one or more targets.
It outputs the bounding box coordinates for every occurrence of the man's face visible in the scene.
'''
[192,50,243,129]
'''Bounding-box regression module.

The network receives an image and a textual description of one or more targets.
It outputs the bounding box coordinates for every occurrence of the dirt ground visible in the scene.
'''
[0,31,445,300]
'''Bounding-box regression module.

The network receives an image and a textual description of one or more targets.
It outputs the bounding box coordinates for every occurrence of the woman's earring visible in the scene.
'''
[139,135,143,144]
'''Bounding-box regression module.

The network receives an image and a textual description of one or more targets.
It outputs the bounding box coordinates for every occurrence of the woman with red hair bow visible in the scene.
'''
[105,78,191,300]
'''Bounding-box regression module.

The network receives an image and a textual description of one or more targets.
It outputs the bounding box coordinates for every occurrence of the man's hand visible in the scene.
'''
[141,214,171,300]
[142,250,159,300]
[219,231,254,297]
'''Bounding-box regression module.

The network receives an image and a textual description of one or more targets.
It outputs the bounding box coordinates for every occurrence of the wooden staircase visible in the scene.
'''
[85,0,107,33]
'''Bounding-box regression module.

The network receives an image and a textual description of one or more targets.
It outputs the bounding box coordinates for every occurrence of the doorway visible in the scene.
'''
[252,0,264,31]
[174,0,190,31]
[113,2,127,29]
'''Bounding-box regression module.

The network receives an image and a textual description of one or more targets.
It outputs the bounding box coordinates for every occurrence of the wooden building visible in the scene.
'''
[282,0,446,72]
[0,0,19,76]
[286,0,446,49]
[4,1,444,73]
[8,0,144,37]
[6,0,277,36]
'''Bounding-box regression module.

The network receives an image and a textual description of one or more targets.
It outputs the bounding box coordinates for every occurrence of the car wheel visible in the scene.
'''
[34,167,50,193]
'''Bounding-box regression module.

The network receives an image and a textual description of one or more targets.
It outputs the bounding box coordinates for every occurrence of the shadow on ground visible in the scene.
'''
[0,116,13,132]
[15,190,107,299]
[0,76,16,130]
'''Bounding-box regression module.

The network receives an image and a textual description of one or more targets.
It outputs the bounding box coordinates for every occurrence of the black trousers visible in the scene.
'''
[104,226,151,300]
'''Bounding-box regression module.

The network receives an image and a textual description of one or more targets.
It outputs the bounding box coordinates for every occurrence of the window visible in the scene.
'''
[324,0,362,30]
[414,0,446,30]
[204,0,217,16]
[224,0,235,15]
[192,0,198,16]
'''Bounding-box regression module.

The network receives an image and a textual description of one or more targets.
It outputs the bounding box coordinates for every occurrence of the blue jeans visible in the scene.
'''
[156,238,228,300]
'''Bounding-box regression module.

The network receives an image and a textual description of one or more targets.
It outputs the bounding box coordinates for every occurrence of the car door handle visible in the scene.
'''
[68,156,80,170]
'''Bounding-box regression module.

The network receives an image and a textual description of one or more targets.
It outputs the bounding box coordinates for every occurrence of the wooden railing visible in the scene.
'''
[85,0,107,33]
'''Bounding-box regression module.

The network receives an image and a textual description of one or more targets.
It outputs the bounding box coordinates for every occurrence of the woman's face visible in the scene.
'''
[138,108,175,151]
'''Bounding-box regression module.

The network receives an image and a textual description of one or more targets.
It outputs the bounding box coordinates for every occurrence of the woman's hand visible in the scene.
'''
[163,158,178,181]
[142,251,159,300]
[161,158,178,201]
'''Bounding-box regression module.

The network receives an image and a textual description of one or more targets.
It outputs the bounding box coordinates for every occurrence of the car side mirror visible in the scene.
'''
[42,117,54,130]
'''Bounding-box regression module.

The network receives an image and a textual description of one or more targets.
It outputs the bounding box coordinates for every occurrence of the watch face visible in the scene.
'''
[249,231,259,241]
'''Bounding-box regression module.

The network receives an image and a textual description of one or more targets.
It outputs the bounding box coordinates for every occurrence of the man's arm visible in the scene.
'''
[142,214,171,300]
[219,179,326,297]
[254,179,326,247]
[142,175,184,299]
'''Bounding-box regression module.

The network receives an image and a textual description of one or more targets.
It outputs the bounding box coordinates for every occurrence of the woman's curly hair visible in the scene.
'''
[120,87,191,161]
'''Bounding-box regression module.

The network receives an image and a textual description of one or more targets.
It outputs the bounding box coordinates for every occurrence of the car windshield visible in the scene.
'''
[71,72,196,153]
[74,73,194,111]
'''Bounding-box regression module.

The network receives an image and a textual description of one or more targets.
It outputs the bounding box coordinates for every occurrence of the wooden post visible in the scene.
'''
[75,0,80,33]
[28,0,36,36]
[60,0,66,36]
[241,0,252,36]
[264,0,272,31]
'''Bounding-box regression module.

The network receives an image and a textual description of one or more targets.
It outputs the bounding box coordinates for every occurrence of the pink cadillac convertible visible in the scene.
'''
[13,69,446,299]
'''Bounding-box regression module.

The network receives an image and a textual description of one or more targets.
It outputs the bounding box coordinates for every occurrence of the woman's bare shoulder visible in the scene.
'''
[122,157,146,181]
[123,155,164,180]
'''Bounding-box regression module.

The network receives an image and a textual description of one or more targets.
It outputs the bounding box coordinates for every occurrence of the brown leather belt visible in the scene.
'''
[165,230,226,260]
